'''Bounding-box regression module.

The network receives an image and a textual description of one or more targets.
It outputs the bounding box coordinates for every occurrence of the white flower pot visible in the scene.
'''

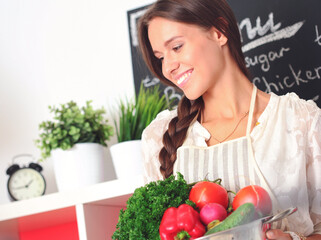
[51,143,107,191]
[110,140,143,179]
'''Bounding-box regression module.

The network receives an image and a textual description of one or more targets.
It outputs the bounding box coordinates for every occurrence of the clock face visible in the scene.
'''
[8,168,46,201]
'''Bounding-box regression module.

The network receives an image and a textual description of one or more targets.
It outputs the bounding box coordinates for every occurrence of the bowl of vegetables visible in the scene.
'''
[112,173,296,240]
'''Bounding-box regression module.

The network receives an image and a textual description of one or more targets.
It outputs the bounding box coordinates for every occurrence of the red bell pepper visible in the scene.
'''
[159,204,206,240]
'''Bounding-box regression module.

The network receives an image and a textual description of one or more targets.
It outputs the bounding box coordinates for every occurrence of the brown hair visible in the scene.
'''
[138,0,249,178]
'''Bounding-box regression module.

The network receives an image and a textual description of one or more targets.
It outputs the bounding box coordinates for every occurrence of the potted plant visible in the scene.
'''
[110,84,172,179]
[36,100,114,191]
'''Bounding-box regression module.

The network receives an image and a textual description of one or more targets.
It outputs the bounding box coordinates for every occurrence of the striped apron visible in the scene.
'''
[173,86,288,230]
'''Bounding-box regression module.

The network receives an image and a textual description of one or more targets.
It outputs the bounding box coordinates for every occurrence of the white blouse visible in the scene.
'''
[141,92,321,235]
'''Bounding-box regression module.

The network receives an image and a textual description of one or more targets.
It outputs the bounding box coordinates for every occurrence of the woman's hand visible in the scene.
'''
[266,230,321,240]
[266,229,292,240]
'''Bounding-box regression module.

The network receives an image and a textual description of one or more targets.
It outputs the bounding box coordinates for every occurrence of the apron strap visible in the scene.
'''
[247,136,290,230]
[245,85,290,230]
[246,85,257,136]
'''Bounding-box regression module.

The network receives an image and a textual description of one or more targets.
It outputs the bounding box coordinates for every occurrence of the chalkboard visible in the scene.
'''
[127,0,321,107]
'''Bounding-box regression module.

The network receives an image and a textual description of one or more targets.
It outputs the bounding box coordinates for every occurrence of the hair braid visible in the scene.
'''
[159,96,204,178]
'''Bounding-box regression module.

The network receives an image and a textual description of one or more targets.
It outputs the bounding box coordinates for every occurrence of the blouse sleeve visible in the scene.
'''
[306,101,321,234]
[141,109,177,184]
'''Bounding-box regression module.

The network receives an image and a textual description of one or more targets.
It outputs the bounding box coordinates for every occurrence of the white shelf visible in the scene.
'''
[0,175,145,240]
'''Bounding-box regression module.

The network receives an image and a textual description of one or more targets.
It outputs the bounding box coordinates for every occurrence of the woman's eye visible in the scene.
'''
[173,44,182,51]
[154,55,164,62]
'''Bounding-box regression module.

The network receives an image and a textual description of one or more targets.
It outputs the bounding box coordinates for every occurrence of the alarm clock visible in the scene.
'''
[6,154,46,201]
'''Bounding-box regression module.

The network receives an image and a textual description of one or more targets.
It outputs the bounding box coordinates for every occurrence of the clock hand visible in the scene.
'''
[26,179,34,187]
[12,185,27,190]
[12,179,34,190]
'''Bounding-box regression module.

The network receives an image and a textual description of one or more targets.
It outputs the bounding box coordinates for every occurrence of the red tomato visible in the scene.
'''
[189,181,228,210]
[232,185,272,216]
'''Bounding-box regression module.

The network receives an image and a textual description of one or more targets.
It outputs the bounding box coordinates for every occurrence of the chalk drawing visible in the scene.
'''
[242,21,304,52]
[130,9,147,47]
[239,13,282,40]
[315,25,321,46]
[142,75,160,87]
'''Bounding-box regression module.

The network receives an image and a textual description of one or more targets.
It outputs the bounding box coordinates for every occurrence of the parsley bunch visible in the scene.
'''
[112,173,193,240]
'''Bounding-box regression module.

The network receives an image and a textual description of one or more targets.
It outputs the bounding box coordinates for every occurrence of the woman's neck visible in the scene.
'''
[201,72,253,123]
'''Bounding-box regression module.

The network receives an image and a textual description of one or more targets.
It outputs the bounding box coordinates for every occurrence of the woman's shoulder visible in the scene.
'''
[256,92,320,133]
[271,92,320,117]
[142,108,178,141]
[263,92,321,133]
[141,109,178,183]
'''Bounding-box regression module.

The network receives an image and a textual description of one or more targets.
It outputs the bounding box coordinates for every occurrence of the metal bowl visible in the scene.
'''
[196,207,297,240]
[196,217,270,240]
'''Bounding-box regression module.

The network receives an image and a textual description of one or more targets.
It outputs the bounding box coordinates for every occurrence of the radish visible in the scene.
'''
[199,203,227,225]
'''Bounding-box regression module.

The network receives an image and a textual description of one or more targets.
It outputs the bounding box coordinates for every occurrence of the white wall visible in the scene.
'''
[0,0,154,204]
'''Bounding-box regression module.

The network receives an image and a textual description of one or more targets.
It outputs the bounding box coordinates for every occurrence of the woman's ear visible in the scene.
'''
[209,27,228,46]
[209,17,229,46]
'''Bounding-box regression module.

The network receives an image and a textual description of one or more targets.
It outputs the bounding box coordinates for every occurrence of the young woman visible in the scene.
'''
[138,0,321,239]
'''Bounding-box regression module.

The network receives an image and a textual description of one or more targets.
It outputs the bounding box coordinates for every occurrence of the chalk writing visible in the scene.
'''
[253,64,321,93]
[315,25,321,46]
[239,13,281,41]
[142,75,160,88]
[245,47,291,72]
[242,21,304,52]
[313,95,319,102]
[130,9,147,47]
[164,86,182,105]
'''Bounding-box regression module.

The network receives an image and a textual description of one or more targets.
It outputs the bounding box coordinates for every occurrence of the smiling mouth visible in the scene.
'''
[177,70,193,86]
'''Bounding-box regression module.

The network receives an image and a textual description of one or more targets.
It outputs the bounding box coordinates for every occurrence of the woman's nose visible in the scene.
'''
[163,55,179,78]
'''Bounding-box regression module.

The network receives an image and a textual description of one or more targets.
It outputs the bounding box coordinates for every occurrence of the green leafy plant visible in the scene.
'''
[114,84,171,142]
[36,100,114,160]
[112,172,194,240]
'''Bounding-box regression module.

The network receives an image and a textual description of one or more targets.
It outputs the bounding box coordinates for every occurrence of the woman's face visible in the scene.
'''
[148,17,228,100]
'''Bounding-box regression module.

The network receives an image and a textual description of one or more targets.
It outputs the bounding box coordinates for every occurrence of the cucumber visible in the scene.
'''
[205,203,257,236]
